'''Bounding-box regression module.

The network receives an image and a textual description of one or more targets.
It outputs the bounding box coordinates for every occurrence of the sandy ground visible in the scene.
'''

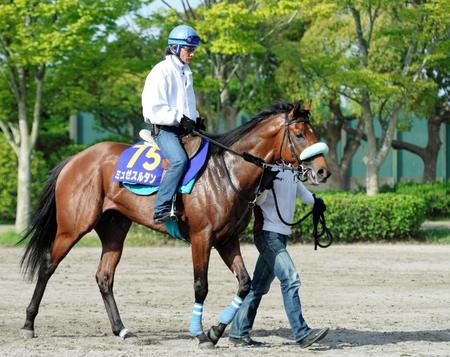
[1,243,450,357]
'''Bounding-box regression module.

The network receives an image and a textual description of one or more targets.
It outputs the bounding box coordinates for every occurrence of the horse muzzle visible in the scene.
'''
[299,142,331,184]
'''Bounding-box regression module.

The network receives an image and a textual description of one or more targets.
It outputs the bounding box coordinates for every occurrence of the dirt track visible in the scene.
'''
[1,243,450,357]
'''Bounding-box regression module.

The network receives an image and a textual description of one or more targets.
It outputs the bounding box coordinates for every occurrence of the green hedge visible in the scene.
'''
[394,182,449,219]
[241,192,427,243]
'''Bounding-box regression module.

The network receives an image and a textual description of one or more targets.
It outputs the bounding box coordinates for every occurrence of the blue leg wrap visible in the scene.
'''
[189,303,204,336]
[219,295,243,325]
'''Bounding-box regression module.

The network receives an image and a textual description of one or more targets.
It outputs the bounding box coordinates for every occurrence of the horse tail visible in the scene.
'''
[18,157,72,281]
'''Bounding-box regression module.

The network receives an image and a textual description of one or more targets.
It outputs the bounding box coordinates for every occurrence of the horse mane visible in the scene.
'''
[210,101,295,155]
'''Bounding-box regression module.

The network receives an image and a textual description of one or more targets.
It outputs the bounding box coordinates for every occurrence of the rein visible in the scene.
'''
[192,129,266,168]
[271,186,333,250]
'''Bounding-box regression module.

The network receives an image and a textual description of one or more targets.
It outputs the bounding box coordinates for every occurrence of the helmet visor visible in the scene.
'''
[186,35,201,45]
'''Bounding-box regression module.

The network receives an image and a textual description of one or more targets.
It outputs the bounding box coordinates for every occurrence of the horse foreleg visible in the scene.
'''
[94,212,133,339]
[207,238,251,345]
[189,235,214,348]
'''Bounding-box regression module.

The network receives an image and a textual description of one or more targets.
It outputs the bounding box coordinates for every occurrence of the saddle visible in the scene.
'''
[139,129,202,169]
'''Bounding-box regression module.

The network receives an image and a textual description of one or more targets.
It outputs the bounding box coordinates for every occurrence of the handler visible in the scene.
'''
[229,169,329,348]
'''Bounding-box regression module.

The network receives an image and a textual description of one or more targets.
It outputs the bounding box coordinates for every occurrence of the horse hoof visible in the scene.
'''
[207,327,220,345]
[119,328,137,341]
[198,340,215,349]
[21,329,35,339]
[197,333,215,349]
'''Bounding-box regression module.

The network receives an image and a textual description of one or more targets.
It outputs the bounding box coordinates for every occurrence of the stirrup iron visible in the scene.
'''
[169,194,178,221]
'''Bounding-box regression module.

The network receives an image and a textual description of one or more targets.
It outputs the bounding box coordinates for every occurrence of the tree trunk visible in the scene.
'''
[361,93,379,195]
[366,160,379,196]
[327,163,350,190]
[15,144,32,233]
[391,111,448,182]
[423,116,443,182]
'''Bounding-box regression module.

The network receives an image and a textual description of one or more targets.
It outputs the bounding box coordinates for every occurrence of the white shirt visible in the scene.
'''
[255,170,315,236]
[142,55,199,126]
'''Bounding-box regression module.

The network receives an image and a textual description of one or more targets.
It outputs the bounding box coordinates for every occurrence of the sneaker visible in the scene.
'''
[297,328,329,348]
[229,336,264,347]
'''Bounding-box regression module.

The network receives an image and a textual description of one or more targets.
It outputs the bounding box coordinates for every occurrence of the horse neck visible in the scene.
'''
[222,116,283,192]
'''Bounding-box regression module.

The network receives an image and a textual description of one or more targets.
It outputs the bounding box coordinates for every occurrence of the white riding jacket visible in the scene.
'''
[142,55,199,126]
[255,170,315,236]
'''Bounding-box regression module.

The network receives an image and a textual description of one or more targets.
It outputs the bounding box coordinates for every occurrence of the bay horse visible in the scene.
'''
[19,101,330,347]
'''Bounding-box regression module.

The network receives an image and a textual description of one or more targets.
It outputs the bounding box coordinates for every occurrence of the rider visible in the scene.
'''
[229,169,329,348]
[141,25,201,224]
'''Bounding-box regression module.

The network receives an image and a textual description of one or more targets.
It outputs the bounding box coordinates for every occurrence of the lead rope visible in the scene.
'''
[271,188,333,250]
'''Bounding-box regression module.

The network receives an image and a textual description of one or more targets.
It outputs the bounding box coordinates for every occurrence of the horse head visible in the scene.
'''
[273,101,331,184]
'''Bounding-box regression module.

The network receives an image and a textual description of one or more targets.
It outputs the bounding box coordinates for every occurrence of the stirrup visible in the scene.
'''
[139,129,157,146]
[169,194,178,221]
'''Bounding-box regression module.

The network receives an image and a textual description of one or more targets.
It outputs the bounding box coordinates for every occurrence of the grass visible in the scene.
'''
[0,224,188,248]
[419,229,450,244]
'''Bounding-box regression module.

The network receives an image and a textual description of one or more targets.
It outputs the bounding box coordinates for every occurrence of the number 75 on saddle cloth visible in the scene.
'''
[112,140,209,187]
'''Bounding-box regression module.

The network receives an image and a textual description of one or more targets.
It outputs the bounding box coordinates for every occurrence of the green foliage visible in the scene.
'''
[0,137,17,223]
[394,182,450,219]
[0,136,48,223]
[299,193,427,242]
[241,192,427,243]
[48,144,87,170]
[0,231,23,247]
[0,0,144,66]
[47,28,158,142]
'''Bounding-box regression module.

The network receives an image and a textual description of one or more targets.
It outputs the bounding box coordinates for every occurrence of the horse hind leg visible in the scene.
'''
[94,211,134,339]
[21,227,92,338]
[21,250,53,338]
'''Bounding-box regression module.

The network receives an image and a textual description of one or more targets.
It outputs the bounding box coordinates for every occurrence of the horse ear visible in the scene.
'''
[288,100,303,120]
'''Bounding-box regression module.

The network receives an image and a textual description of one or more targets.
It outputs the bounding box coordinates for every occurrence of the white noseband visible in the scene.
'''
[299,142,329,161]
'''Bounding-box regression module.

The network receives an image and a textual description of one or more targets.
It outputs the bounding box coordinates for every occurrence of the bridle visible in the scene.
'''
[279,112,313,182]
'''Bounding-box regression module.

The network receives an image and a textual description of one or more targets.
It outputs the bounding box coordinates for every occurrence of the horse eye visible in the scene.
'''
[295,131,305,139]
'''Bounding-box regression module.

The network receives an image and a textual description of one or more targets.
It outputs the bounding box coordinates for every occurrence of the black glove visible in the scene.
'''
[313,194,326,214]
[259,169,280,191]
[180,115,196,134]
[195,117,207,131]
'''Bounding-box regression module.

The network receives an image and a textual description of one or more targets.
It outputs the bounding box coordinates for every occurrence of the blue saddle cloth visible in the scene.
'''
[113,139,209,195]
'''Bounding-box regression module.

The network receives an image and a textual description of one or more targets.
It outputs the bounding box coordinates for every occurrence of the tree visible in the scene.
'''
[391,0,450,182]
[0,0,144,232]
[277,0,446,194]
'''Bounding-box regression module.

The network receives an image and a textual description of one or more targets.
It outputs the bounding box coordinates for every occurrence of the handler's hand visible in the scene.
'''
[313,195,326,214]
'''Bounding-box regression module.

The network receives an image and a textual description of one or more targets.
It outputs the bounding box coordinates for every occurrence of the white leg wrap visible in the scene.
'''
[21,329,35,339]
[119,328,129,339]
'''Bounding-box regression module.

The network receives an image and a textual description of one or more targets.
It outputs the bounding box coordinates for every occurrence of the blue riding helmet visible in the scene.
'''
[168,25,201,47]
